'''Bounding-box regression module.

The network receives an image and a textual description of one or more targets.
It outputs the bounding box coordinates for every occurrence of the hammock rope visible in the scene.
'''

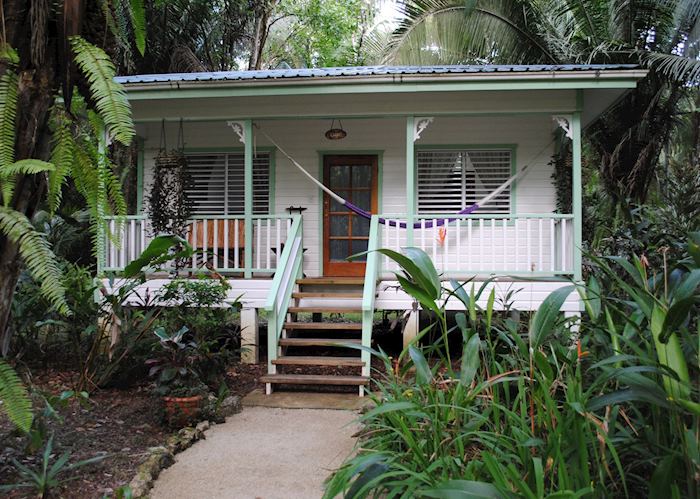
[252,124,548,229]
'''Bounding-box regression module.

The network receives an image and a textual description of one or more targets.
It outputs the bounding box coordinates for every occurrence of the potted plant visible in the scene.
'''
[147,326,208,426]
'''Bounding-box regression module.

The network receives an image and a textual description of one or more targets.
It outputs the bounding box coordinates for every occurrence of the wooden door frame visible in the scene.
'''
[322,154,379,277]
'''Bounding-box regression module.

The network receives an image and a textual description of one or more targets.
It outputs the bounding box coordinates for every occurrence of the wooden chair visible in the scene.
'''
[188,219,245,269]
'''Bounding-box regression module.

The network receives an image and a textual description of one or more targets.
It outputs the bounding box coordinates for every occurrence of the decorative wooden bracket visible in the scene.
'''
[552,115,573,140]
[414,117,434,141]
[226,120,246,143]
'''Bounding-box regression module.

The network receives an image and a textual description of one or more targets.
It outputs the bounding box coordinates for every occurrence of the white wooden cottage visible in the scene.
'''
[101,65,646,394]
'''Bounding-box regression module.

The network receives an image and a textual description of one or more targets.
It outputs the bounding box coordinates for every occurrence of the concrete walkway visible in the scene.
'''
[150,406,359,499]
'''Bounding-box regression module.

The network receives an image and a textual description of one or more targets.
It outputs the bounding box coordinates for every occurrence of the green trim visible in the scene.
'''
[316,150,384,276]
[414,144,519,217]
[268,148,276,214]
[406,117,415,245]
[134,110,581,123]
[136,137,144,214]
[572,112,583,282]
[183,146,276,153]
[125,78,642,101]
[243,120,253,278]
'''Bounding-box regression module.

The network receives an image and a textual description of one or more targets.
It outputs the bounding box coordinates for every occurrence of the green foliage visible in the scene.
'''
[69,37,134,145]
[0,359,33,433]
[0,207,68,315]
[326,246,700,497]
[0,44,19,170]
[147,326,207,397]
[0,434,106,497]
[123,235,194,277]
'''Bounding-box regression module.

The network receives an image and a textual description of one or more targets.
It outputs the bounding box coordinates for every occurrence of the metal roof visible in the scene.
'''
[115,64,641,84]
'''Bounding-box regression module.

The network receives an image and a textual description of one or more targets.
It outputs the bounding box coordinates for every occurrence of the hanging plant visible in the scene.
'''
[550,129,573,214]
[147,120,192,237]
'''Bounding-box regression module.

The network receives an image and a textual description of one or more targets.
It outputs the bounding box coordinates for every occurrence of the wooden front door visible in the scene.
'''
[323,155,378,276]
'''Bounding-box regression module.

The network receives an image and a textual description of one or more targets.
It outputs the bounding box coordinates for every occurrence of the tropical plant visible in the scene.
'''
[0,358,32,433]
[327,245,699,497]
[0,0,145,349]
[0,434,106,498]
[147,326,207,397]
[379,0,700,205]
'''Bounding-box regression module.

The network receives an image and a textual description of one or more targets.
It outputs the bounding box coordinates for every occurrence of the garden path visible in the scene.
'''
[150,406,358,498]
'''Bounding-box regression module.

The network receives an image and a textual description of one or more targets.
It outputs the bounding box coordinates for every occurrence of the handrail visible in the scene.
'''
[360,215,380,381]
[264,214,303,373]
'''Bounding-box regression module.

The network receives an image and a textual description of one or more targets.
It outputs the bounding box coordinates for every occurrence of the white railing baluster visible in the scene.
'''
[421,219,426,252]
[479,219,484,272]
[502,218,507,271]
[467,219,472,270]
[257,218,262,270]
[213,219,219,269]
[538,218,543,272]
[443,219,449,274]
[191,221,198,270]
[202,220,208,268]
[128,219,135,263]
[266,219,271,270]
[276,219,281,269]
[515,218,520,272]
[139,220,145,261]
[456,219,461,272]
[234,219,240,270]
[550,218,555,272]
[223,219,229,271]
[526,219,531,272]
[491,219,496,271]
[432,219,437,262]
[561,219,567,272]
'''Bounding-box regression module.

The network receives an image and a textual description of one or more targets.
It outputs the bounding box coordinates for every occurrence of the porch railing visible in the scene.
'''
[100,214,295,275]
[264,215,304,375]
[373,213,575,277]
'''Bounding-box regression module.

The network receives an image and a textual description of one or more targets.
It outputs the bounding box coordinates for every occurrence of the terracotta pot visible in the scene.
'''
[163,395,203,426]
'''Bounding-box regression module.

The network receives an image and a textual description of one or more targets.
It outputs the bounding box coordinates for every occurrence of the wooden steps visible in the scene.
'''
[283,322,362,330]
[261,374,369,386]
[278,337,361,347]
[288,307,362,314]
[292,291,363,299]
[272,356,364,367]
[296,277,364,285]
[265,277,368,395]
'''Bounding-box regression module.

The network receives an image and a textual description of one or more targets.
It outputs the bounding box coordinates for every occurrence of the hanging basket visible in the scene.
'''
[154,149,188,169]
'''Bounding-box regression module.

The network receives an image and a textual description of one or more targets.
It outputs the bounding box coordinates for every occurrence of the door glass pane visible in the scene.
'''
[351,239,368,261]
[330,240,348,261]
[330,198,348,213]
[352,165,371,187]
[330,166,350,187]
[353,191,371,210]
[351,216,370,236]
[330,215,349,236]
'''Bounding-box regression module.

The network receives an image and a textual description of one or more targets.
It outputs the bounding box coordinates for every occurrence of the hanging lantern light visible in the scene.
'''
[324,119,347,140]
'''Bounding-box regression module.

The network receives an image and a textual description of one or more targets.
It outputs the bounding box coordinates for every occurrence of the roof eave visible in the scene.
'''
[120,69,649,94]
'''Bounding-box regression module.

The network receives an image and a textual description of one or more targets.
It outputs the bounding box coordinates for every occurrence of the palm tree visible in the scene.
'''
[0,1,144,350]
[380,0,700,203]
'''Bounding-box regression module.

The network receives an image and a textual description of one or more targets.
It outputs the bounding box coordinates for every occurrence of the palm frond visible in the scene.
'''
[128,0,147,56]
[0,207,68,315]
[641,51,700,85]
[69,36,135,145]
[0,45,19,170]
[384,0,557,65]
[0,359,32,433]
[0,159,54,206]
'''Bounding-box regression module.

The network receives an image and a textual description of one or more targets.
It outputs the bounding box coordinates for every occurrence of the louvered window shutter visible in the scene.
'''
[185,152,270,215]
[417,149,511,214]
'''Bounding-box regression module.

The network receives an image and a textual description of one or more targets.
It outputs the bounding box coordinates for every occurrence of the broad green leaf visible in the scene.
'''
[530,285,575,348]
[421,479,504,498]
[459,333,480,387]
[362,401,418,420]
[409,344,433,384]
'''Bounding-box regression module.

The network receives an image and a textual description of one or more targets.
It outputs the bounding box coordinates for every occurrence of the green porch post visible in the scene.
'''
[572,112,583,282]
[244,119,254,278]
[406,116,415,246]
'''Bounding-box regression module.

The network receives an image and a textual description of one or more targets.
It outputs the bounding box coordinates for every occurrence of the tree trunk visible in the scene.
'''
[0,0,58,353]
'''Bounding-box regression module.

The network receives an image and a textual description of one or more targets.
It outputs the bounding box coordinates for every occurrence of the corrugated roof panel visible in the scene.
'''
[115,64,641,85]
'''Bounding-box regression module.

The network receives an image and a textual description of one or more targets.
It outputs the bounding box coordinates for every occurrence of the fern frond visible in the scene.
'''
[47,110,76,214]
[0,359,32,433]
[69,36,135,145]
[0,46,19,169]
[0,206,68,315]
[129,0,147,56]
[0,160,54,206]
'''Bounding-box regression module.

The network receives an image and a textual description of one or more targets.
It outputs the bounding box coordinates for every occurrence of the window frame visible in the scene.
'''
[182,147,276,216]
[414,144,517,216]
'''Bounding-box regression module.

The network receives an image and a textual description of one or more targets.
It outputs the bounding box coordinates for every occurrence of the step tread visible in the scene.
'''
[283,322,362,330]
[288,307,363,314]
[278,337,362,347]
[296,277,364,285]
[261,374,369,385]
[271,356,364,366]
[292,292,363,299]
